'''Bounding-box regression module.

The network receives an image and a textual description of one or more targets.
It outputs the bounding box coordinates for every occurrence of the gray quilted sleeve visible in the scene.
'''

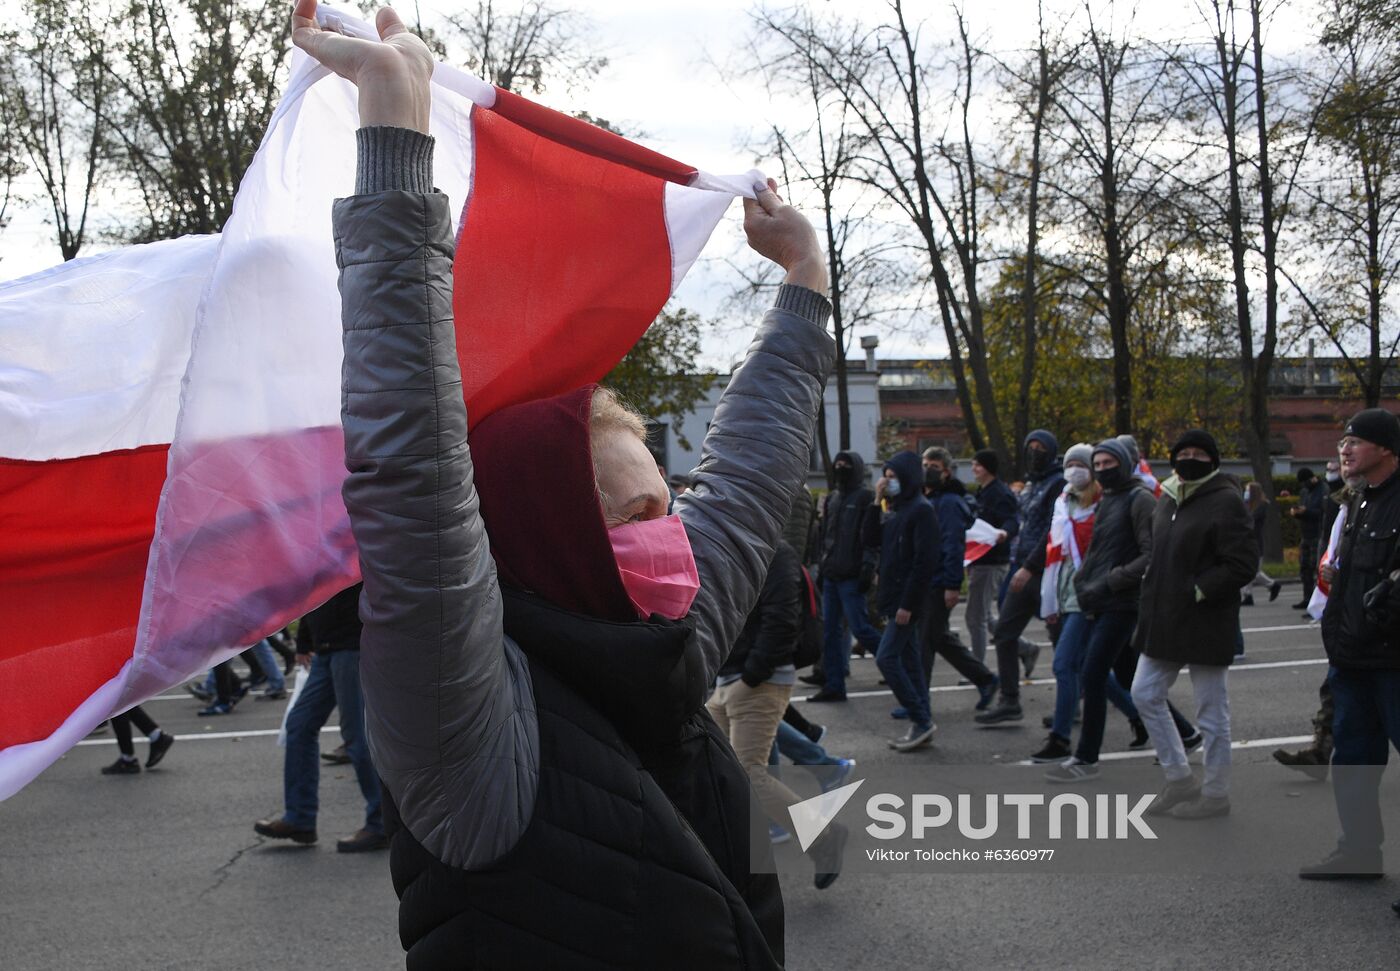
[333,190,538,870]
[674,286,835,682]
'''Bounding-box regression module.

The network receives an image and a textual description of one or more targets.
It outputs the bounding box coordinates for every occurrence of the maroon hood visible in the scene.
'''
[470,385,637,622]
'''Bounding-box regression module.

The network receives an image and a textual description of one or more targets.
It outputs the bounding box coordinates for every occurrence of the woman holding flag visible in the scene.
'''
[292,2,835,967]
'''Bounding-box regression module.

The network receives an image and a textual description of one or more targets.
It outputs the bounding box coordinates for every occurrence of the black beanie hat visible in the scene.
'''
[1344,408,1400,454]
[1297,468,1315,483]
[1170,429,1221,469]
[973,448,999,476]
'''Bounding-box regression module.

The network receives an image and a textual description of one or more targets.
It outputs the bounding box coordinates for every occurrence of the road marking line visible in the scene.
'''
[799,657,1329,702]
[1013,735,1315,765]
[75,726,339,746]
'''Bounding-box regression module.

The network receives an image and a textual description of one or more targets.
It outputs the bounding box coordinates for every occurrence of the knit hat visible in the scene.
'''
[1092,438,1134,472]
[1064,442,1094,469]
[1169,429,1221,469]
[1344,408,1400,454]
[1296,468,1315,483]
[973,448,999,476]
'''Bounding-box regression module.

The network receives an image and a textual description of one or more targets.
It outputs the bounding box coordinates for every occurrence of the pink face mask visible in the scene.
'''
[608,514,701,620]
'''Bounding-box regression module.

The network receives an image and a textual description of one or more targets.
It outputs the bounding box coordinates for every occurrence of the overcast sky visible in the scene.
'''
[0,0,1327,367]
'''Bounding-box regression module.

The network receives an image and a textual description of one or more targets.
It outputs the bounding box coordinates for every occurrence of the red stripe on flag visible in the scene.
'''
[487,89,698,185]
[455,99,683,422]
[0,445,167,747]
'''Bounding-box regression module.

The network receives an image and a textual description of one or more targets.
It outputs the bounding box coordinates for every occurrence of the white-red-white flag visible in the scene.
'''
[0,7,756,799]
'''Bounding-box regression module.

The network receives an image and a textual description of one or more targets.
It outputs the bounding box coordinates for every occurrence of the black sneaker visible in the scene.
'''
[185,683,213,703]
[1129,718,1151,750]
[254,817,318,844]
[1269,581,1282,602]
[101,757,141,775]
[811,822,849,890]
[1030,734,1071,763]
[804,723,827,745]
[1299,848,1382,880]
[805,689,847,703]
[256,688,288,701]
[1291,600,1310,610]
[976,675,999,711]
[975,699,1023,725]
[798,672,825,687]
[1181,731,1204,753]
[146,731,175,768]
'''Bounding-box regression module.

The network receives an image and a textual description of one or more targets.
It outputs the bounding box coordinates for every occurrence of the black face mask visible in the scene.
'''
[1025,446,1051,475]
[923,467,944,490]
[833,466,854,489]
[1174,458,1214,482]
[1095,465,1128,490]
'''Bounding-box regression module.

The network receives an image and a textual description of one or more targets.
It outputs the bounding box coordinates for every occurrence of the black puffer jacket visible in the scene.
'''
[387,589,782,970]
[720,541,802,686]
[1075,454,1155,615]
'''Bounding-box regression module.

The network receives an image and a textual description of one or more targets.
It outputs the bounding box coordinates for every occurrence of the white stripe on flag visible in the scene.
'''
[0,236,218,461]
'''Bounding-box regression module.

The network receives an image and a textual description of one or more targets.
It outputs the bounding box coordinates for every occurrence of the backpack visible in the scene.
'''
[793,564,824,670]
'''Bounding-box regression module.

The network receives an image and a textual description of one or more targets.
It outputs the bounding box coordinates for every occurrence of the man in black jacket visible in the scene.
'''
[978,430,1064,724]
[254,583,384,852]
[708,540,845,889]
[968,449,1018,665]
[874,451,938,751]
[921,448,998,707]
[1301,409,1400,890]
[809,450,882,702]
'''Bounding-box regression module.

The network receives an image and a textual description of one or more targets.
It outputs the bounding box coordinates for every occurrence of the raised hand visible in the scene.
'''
[742,178,829,295]
[290,0,433,133]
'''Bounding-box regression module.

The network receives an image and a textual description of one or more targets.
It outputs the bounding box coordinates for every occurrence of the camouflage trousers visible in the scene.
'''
[1309,676,1335,757]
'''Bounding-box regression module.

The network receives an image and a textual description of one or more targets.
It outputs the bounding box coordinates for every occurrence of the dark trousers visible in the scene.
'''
[921,589,995,690]
[992,576,1059,700]
[1073,611,1138,763]
[783,704,817,738]
[1328,666,1400,858]
[1300,538,1319,602]
[213,660,242,705]
[112,705,158,758]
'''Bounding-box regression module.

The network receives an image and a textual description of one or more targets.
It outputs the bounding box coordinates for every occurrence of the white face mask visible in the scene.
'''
[884,476,902,498]
[1065,466,1092,490]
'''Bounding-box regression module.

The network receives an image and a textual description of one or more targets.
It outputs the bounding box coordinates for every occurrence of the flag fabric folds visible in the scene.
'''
[0,6,756,799]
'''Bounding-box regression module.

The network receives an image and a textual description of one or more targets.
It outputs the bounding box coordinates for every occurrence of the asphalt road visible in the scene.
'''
[3,593,1397,970]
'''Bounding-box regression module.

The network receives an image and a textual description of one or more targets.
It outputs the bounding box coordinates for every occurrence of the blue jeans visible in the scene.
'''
[876,615,931,730]
[283,651,381,833]
[1329,666,1400,858]
[769,721,840,766]
[250,639,285,693]
[1051,612,1138,739]
[822,576,882,693]
[1073,611,1138,763]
